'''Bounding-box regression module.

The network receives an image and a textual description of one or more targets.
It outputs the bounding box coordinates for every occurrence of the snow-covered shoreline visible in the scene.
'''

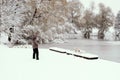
[0,46,120,80]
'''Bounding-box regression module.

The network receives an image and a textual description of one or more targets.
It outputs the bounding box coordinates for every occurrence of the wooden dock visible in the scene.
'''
[49,47,98,60]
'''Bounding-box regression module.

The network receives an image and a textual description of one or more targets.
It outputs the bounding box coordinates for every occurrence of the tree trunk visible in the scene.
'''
[98,30,105,39]
[115,32,120,41]
[84,31,90,39]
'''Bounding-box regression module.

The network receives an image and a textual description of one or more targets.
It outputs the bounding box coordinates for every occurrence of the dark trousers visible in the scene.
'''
[33,48,39,60]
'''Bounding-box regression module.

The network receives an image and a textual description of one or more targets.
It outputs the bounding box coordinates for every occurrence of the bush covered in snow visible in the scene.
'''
[17,22,81,44]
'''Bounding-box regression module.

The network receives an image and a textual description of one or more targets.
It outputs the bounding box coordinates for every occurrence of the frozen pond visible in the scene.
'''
[40,39,120,63]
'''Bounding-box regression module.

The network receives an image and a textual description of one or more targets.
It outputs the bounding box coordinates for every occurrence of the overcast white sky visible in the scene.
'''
[80,0,120,16]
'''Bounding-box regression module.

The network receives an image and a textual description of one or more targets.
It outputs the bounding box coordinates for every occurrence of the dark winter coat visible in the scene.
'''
[32,36,38,49]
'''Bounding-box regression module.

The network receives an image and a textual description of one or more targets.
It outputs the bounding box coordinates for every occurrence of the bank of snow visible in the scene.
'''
[0,46,120,80]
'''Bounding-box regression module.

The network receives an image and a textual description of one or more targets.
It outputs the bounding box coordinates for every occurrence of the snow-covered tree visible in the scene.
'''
[66,0,84,23]
[1,0,26,29]
[0,0,28,44]
[82,2,95,39]
[96,3,114,39]
[115,11,120,40]
[21,0,78,44]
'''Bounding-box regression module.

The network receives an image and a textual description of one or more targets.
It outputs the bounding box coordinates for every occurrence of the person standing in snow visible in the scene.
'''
[32,32,39,60]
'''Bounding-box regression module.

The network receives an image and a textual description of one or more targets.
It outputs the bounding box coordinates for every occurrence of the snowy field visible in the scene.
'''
[0,45,120,80]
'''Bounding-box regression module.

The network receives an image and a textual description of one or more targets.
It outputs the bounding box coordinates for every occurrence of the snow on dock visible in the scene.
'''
[49,47,98,60]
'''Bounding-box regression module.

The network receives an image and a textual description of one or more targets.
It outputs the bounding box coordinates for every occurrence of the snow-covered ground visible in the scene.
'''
[0,45,120,80]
